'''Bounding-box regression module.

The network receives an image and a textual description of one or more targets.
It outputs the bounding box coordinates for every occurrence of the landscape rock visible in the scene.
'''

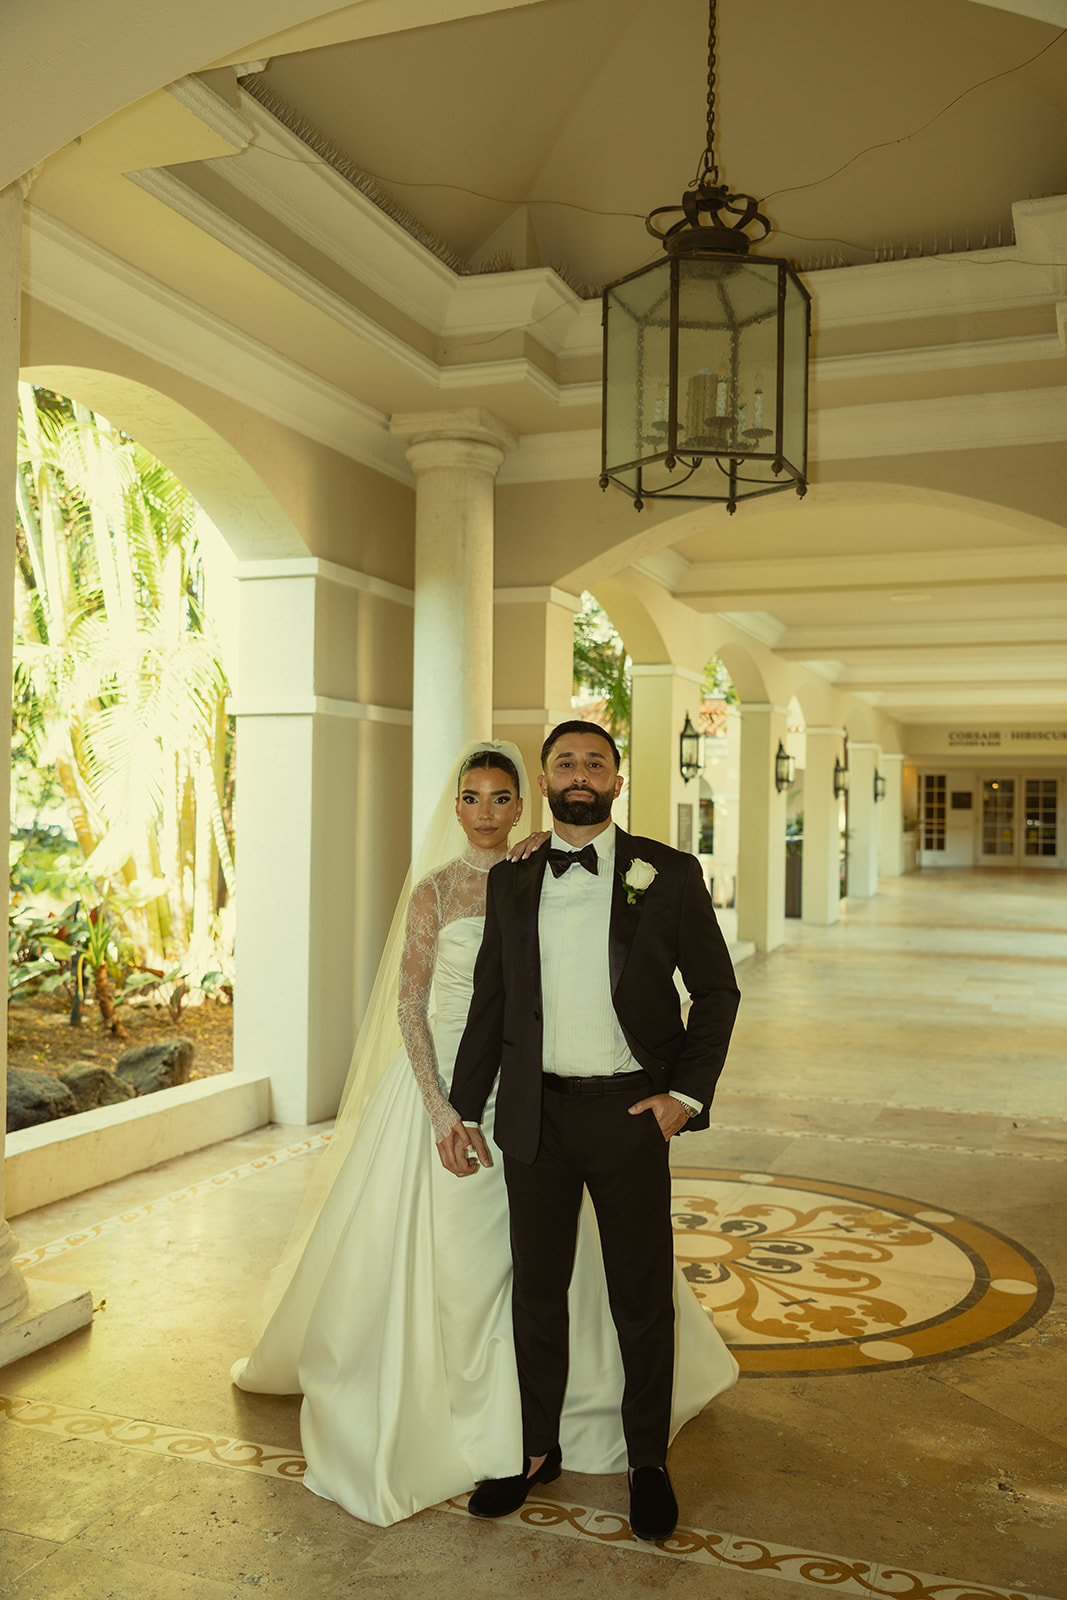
[115,1037,195,1095]
[59,1061,139,1113]
[7,1068,78,1133]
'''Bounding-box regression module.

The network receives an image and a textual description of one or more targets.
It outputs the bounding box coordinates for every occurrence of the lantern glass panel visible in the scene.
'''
[781,270,810,476]
[603,263,671,485]
[676,259,779,480]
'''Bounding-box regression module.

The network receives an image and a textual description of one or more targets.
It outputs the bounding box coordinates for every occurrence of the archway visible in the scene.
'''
[11,381,241,1118]
[21,368,309,564]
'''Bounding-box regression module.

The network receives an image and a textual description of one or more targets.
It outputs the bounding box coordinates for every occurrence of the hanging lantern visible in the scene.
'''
[601,1,811,515]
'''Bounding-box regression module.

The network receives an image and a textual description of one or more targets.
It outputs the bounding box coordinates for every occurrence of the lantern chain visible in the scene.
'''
[694,0,720,190]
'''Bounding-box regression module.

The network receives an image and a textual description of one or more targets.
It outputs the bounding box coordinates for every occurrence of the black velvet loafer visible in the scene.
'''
[467,1443,563,1519]
[628,1464,678,1542]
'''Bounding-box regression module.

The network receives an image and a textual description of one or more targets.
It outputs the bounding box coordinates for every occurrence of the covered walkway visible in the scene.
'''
[1,869,1064,1599]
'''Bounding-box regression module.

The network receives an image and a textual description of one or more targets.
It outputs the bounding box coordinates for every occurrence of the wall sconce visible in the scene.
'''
[833,757,850,799]
[873,770,886,802]
[679,712,705,783]
[774,739,795,793]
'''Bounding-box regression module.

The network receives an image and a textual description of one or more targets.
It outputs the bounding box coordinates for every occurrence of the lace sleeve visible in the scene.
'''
[397,876,461,1143]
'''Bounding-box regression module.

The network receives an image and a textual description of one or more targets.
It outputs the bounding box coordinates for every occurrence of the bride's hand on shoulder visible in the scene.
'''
[507,830,551,862]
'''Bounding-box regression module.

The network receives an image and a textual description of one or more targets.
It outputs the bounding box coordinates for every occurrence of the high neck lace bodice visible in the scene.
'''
[461,840,507,873]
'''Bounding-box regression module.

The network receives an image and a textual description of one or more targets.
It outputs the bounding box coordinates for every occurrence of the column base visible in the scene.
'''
[0,1278,93,1370]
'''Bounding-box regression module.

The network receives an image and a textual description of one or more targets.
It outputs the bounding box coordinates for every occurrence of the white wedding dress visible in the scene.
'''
[233,870,738,1527]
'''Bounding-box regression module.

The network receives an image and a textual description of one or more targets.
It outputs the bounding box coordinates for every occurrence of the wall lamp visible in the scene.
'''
[774,739,795,793]
[679,712,705,783]
[833,757,850,799]
[873,770,887,802]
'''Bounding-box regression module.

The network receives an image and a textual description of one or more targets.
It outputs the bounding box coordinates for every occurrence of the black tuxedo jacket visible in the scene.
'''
[450,828,741,1165]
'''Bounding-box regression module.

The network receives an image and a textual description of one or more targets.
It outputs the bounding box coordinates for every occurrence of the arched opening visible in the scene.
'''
[571,590,632,830]
[10,382,240,1122]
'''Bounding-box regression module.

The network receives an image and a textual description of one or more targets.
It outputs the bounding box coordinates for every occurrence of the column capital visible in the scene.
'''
[389,407,517,460]
[804,725,846,739]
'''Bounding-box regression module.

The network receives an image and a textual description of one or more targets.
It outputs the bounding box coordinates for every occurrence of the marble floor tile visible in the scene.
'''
[0,1547,244,1599]
[0,1423,175,1543]
[0,1534,59,1593]
[67,1456,378,1596]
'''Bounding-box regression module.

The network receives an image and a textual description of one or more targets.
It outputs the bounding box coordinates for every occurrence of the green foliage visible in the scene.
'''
[13,384,235,980]
[703,656,738,705]
[7,895,169,1020]
[572,594,631,749]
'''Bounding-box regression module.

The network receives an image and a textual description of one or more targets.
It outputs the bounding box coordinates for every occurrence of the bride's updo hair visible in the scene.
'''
[458,748,521,795]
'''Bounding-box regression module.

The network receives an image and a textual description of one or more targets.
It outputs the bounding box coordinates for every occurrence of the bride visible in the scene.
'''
[232,740,737,1527]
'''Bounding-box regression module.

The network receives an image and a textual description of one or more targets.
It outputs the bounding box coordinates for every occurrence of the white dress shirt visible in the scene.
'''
[539,826,701,1114]
[539,825,638,1078]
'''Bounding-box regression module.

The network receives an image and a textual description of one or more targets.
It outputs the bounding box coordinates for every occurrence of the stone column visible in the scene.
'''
[492,585,579,828]
[390,409,515,847]
[1,180,92,1365]
[877,753,905,877]
[629,665,705,850]
[801,727,846,927]
[848,741,881,899]
[736,702,788,952]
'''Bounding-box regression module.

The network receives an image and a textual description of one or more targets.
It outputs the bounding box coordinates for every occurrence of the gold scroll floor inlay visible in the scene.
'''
[0,1398,1053,1600]
[441,1494,1055,1600]
[672,1170,1052,1376]
[0,1394,306,1479]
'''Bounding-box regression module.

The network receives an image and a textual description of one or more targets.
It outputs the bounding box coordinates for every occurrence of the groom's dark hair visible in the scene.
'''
[540,720,621,772]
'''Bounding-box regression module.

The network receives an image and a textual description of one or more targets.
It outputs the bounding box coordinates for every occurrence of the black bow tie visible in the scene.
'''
[547,844,599,879]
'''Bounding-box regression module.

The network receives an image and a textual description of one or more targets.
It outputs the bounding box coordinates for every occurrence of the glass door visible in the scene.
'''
[979,775,1062,866]
[1024,777,1059,861]
[980,778,1015,862]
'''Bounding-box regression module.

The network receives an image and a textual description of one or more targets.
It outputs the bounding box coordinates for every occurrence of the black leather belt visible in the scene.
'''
[543,1070,650,1097]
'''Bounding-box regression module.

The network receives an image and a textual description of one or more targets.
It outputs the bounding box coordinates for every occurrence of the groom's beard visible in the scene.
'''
[546,782,615,826]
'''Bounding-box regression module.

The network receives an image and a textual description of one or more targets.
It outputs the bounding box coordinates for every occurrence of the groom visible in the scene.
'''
[439,720,740,1541]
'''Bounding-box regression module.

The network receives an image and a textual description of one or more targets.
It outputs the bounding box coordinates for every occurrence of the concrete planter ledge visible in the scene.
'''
[5,1072,272,1217]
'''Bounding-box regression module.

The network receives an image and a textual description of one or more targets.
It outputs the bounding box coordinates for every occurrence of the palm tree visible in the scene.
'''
[13,385,235,977]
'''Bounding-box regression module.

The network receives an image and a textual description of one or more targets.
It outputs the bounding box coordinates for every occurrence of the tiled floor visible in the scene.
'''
[2,868,1065,1599]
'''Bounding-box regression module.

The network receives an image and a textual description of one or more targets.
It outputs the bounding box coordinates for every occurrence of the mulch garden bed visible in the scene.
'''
[7,992,234,1081]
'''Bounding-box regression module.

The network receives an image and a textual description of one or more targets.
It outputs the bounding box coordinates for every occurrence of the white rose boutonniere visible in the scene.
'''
[620,858,657,905]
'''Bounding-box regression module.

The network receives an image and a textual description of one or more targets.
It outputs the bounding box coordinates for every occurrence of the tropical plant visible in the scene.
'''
[704,656,738,705]
[8,894,169,1034]
[572,593,631,749]
[13,384,235,978]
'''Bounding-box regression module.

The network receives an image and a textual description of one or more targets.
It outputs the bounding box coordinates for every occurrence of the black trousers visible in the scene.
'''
[502,1084,675,1468]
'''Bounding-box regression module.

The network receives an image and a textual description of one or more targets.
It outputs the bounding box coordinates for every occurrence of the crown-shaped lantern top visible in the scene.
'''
[646,181,772,257]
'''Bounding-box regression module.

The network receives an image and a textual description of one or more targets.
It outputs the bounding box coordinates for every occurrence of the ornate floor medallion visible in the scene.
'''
[671,1169,1052,1375]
